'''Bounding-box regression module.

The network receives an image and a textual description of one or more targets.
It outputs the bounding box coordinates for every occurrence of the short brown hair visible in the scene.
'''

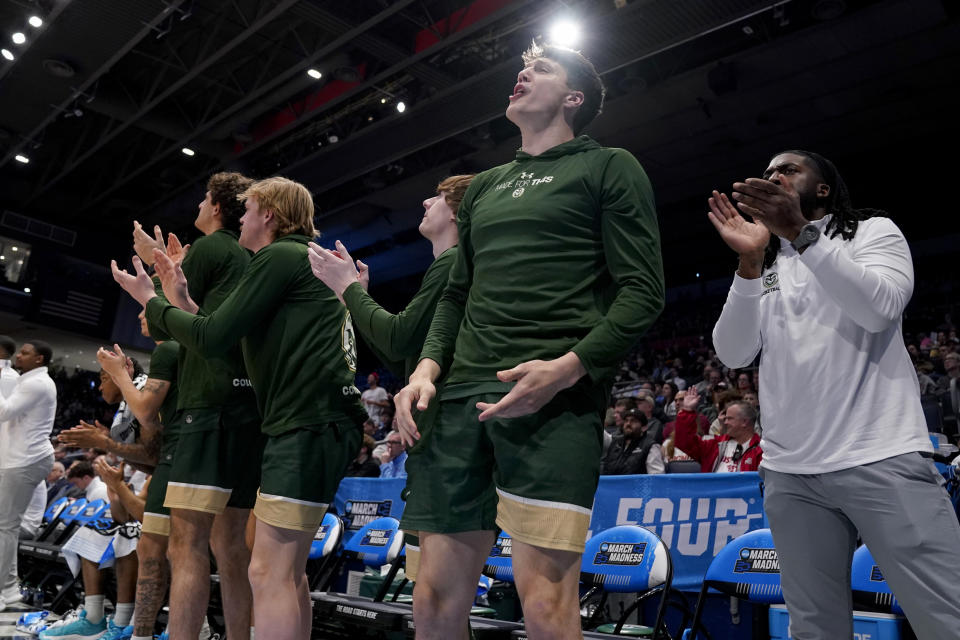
[522,42,605,134]
[67,460,94,479]
[436,174,475,215]
[208,172,253,233]
[361,434,376,453]
[238,177,317,238]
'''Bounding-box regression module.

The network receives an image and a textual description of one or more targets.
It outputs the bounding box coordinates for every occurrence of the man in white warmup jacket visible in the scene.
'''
[708,149,960,639]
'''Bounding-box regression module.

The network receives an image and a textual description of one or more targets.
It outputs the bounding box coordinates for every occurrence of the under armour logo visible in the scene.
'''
[520,171,534,179]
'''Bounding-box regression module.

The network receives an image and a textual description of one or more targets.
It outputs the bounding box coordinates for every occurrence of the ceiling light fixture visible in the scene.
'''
[28,16,43,28]
[548,19,581,47]
[14,154,29,163]
[1,48,13,61]
[12,32,26,45]
[396,101,406,113]
[181,147,195,156]
[307,68,322,79]
[23,287,30,293]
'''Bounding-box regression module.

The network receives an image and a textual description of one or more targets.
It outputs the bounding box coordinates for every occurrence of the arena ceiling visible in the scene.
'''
[0,0,958,291]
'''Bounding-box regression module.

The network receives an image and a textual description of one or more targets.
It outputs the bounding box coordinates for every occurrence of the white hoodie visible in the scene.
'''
[713,215,932,473]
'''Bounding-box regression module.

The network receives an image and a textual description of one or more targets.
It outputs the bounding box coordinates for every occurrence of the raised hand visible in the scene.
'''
[707,190,770,257]
[96,346,126,381]
[58,420,110,449]
[154,250,198,313]
[731,178,807,241]
[165,232,191,266]
[132,221,163,267]
[93,457,124,489]
[356,259,370,291]
[680,389,700,413]
[111,256,157,307]
[307,240,360,303]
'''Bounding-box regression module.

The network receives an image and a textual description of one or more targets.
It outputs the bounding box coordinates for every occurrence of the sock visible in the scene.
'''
[131,636,153,640]
[250,627,255,639]
[114,602,135,626]
[85,595,105,624]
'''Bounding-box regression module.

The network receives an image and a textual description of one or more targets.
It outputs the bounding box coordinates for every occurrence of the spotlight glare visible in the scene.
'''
[14,154,29,163]
[307,68,322,79]
[23,287,30,293]
[548,19,581,46]
[380,97,387,104]
[1,48,13,61]
[396,101,406,113]
[29,16,43,28]
[12,32,26,45]
[11,247,17,252]
[181,147,195,156]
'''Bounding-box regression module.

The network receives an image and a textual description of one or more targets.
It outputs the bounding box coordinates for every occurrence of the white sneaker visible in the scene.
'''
[2,583,23,604]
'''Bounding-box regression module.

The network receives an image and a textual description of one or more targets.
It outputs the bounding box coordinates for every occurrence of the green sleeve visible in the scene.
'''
[145,246,291,358]
[418,190,477,373]
[570,150,665,381]
[148,341,179,382]
[342,249,455,363]
[145,275,174,341]
[180,239,212,306]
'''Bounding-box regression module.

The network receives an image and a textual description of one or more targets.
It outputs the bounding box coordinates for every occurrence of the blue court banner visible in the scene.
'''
[331,473,765,590]
[589,473,766,591]
[333,477,407,544]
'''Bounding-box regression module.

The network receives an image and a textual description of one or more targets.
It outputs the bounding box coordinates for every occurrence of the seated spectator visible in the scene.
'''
[45,461,77,505]
[660,382,679,419]
[707,389,743,435]
[66,460,109,502]
[939,352,960,435]
[675,392,762,473]
[607,398,636,436]
[379,432,407,479]
[346,435,381,478]
[601,409,664,475]
[736,371,754,394]
[634,391,664,442]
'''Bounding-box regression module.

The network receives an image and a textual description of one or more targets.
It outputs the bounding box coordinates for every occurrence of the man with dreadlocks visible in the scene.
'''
[708,150,960,637]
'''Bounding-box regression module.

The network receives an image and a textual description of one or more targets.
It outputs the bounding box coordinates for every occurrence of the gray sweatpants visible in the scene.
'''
[0,456,53,591]
[763,452,960,640]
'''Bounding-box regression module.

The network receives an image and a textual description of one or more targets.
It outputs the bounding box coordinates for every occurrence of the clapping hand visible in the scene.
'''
[111,256,157,307]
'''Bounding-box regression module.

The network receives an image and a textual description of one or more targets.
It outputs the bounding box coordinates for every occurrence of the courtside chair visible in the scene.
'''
[851,544,903,615]
[312,516,411,634]
[306,511,345,591]
[682,527,782,639]
[579,525,684,638]
[37,498,87,544]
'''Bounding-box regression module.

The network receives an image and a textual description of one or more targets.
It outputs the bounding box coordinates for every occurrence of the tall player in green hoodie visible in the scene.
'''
[394,43,664,639]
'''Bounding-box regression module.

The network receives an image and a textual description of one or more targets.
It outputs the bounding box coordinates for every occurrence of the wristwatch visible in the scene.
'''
[791,223,821,252]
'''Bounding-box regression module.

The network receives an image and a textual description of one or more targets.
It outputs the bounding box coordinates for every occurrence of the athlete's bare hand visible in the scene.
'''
[164,232,190,266]
[394,359,442,446]
[93,457,124,490]
[476,352,586,422]
[58,420,110,449]
[97,344,132,383]
[307,240,359,303]
[154,250,198,313]
[132,221,163,266]
[112,256,157,307]
[357,259,370,291]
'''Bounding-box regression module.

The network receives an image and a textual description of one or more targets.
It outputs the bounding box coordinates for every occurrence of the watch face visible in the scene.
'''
[803,227,818,242]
